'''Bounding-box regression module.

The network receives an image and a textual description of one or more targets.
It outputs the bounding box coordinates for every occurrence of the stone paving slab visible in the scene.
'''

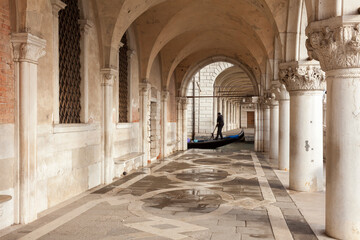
[0,142,319,240]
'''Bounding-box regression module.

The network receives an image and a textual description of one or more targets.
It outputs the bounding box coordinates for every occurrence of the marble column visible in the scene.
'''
[253,97,263,152]
[11,33,46,223]
[279,61,325,192]
[161,90,169,158]
[180,98,189,150]
[262,101,270,153]
[176,98,183,151]
[269,96,279,160]
[276,84,290,170]
[100,68,117,184]
[306,16,360,239]
[140,82,151,164]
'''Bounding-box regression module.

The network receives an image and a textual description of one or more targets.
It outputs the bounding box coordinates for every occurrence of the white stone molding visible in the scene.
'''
[279,61,326,92]
[11,33,46,224]
[306,15,360,71]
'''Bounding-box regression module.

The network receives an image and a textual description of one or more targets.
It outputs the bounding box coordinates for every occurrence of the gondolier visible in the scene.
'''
[215,112,224,140]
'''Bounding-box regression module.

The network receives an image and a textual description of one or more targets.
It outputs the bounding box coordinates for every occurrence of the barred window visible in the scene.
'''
[119,34,129,123]
[59,0,82,123]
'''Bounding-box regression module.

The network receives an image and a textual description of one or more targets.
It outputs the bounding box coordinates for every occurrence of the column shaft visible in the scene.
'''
[263,105,270,153]
[269,104,279,159]
[101,69,116,184]
[289,91,323,191]
[278,99,290,170]
[12,33,46,223]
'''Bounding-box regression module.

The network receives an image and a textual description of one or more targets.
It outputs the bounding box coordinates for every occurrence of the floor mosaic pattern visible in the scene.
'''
[0,142,317,240]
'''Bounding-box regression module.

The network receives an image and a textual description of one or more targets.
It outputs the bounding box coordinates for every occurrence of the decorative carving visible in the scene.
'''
[273,84,290,101]
[139,82,151,96]
[279,61,325,91]
[101,70,116,86]
[162,90,169,101]
[11,33,46,63]
[306,17,360,71]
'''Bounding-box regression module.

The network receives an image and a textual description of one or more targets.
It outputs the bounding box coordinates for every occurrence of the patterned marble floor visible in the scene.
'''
[0,142,318,240]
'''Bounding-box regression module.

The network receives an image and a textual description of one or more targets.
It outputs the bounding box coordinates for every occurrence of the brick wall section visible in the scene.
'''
[0,0,14,124]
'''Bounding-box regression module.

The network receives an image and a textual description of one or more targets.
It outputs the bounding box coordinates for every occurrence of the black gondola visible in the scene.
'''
[187,130,245,149]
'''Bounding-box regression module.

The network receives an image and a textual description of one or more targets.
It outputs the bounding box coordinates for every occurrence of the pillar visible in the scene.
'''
[307,16,360,239]
[279,61,325,192]
[161,90,169,158]
[276,84,290,170]
[176,97,182,151]
[253,97,263,152]
[11,33,46,223]
[269,97,279,160]
[181,97,189,150]
[262,101,270,153]
[100,68,117,184]
[79,19,93,123]
[140,82,151,163]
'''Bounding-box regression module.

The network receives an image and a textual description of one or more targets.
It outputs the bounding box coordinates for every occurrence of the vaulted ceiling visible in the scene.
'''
[93,0,290,94]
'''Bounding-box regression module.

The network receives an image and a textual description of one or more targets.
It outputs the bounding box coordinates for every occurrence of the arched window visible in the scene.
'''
[118,34,129,123]
[58,0,82,123]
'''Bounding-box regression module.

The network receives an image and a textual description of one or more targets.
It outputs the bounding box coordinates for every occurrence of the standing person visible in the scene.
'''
[215,112,224,140]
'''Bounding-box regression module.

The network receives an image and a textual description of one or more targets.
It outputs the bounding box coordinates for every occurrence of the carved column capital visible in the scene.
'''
[51,0,66,16]
[11,33,46,63]
[279,61,326,92]
[100,68,117,86]
[161,90,169,101]
[79,19,94,35]
[306,15,360,71]
[272,84,289,101]
[139,82,151,95]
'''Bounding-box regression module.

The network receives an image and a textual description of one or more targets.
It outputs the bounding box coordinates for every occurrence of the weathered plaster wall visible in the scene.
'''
[33,0,103,213]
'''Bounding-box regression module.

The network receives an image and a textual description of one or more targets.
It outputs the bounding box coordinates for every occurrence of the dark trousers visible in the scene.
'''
[216,125,223,139]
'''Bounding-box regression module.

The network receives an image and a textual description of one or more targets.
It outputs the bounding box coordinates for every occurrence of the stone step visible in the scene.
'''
[114,152,144,177]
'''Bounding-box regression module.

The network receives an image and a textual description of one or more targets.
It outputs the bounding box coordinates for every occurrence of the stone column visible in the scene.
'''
[176,97,183,151]
[262,101,270,153]
[306,16,360,239]
[269,96,279,160]
[100,68,117,184]
[161,90,169,158]
[253,97,263,152]
[79,19,93,123]
[279,61,325,192]
[50,0,66,124]
[176,97,189,150]
[139,82,151,164]
[11,33,46,223]
[276,84,290,170]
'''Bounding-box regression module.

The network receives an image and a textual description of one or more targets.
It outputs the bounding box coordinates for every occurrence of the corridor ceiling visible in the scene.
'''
[214,66,257,100]
[94,0,288,93]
